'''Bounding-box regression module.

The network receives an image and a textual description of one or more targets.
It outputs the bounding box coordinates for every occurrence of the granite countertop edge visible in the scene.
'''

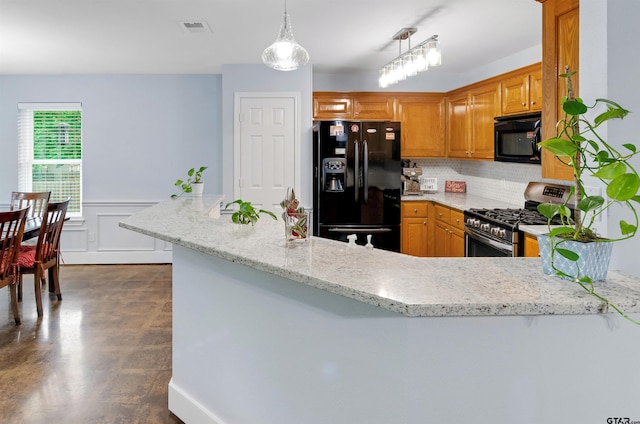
[119,196,640,318]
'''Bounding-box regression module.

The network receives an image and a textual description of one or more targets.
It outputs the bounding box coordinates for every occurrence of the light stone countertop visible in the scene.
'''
[401,191,521,210]
[119,195,640,318]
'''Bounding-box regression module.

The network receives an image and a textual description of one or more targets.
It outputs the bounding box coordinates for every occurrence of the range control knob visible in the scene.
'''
[480,223,490,232]
[490,227,507,239]
[466,218,480,227]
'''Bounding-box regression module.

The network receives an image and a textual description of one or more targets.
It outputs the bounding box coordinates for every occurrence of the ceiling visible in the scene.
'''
[0,0,541,75]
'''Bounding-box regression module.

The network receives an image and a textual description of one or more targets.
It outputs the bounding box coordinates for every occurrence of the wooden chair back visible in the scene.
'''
[0,207,30,284]
[11,192,51,230]
[36,198,70,266]
[0,207,30,325]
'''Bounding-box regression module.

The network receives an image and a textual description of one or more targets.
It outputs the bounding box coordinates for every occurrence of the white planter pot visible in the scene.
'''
[191,182,204,197]
[537,234,614,281]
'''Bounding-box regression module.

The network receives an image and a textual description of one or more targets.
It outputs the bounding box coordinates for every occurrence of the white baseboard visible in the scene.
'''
[168,379,225,424]
[61,250,172,264]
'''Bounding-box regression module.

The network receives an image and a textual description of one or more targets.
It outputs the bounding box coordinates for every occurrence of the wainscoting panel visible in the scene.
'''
[97,213,155,252]
[60,201,172,265]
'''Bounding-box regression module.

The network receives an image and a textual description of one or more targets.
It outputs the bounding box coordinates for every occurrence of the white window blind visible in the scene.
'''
[17,103,83,216]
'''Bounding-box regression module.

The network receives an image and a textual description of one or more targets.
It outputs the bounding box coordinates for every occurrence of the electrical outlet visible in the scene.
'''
[583,186,602,222]
[88,232,96,242]
[583,185,602,198]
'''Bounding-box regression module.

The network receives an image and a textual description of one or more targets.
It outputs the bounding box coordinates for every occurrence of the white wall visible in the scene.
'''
[313,44,542,92]
[0,74,221,263]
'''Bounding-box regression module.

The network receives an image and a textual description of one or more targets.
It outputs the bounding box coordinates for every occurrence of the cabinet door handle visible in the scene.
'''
[531,101,536,105]
[521,102,526,106]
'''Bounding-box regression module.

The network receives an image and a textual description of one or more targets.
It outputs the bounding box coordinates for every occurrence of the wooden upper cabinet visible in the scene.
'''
[313,94,352,120]
[446,81,498,160]
[502,73,530,115]
[468,82,500,159]
[353,94,396,120]
[539,0,579,181]
[500,64,543,115]
[446,91,470,158]
[397,94,445,158]
[530,67,543,112]
[313,92,395,120]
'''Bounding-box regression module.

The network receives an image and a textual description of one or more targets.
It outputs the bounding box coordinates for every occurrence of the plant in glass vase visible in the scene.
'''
[280,188,309,241]
[536,69,640,323]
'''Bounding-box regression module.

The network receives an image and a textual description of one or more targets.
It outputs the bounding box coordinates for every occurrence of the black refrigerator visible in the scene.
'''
[312,120,401,252]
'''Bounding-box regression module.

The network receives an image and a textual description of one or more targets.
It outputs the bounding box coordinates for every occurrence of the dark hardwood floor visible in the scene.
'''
[0,264,184,424]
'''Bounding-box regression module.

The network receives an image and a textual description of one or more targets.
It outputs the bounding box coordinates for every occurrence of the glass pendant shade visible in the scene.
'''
[426,39,442,66]
[262,12,309,71]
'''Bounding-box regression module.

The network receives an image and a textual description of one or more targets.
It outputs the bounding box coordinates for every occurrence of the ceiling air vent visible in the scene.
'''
[178,21,212,34]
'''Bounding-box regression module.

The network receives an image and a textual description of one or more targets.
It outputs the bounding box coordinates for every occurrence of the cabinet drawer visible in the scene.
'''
[450,209,465,230]
[434,204,450,222]
[402,202,428,218]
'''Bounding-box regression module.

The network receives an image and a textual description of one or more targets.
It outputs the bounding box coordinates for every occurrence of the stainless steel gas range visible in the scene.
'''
[464,182,574,257]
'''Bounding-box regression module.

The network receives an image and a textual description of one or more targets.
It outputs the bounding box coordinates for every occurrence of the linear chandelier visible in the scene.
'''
[379,28,441,88]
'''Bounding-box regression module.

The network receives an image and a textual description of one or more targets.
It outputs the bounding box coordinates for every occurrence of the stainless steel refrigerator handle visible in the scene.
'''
[354,140,359,203]
[363,140,369,203]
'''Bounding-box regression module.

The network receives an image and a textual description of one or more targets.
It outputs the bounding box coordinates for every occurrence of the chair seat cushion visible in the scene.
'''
[16,245,37,268]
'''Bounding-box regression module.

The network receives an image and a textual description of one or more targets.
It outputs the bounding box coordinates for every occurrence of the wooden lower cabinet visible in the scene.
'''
[433,204,465,257]
[523,233,540,257]
[401,201,430,257]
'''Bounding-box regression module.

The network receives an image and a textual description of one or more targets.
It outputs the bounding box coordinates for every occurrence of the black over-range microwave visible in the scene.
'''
[494,112,542,164]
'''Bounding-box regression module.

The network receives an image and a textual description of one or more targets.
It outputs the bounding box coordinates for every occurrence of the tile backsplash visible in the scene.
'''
[411,158,570,205]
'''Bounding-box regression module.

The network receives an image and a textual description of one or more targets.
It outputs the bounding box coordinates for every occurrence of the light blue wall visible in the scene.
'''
[0,74,221,202]
[594,0,640,276]
[221,64,313,207]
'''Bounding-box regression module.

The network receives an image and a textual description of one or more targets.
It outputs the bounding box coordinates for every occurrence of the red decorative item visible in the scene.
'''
[445,181,466,193]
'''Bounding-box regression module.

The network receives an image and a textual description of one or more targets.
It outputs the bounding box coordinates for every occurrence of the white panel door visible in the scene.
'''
[236,95,296,215]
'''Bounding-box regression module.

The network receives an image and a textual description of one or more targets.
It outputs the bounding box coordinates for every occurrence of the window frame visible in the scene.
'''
[17,102,83,217]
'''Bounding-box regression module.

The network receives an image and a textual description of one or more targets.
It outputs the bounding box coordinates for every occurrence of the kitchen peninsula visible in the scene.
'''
[120,196,640,424]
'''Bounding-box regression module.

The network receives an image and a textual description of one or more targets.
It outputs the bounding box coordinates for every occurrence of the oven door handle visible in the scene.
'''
[465,228,514,256]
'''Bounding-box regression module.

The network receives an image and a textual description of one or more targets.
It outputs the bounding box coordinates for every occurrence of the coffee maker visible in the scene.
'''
[402,166,422,195]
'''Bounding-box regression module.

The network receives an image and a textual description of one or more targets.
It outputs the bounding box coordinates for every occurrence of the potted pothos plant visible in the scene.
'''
[171,166,207,198]
[536,69,640,323]
[225,199,277,225]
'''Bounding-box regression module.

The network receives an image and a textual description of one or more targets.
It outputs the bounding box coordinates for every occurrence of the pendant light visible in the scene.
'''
[379,29,441,88]
[261,0,309,71]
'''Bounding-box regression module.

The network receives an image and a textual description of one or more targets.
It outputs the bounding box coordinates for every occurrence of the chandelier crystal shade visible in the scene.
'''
[379,28,441,88]
[262,2,309,71]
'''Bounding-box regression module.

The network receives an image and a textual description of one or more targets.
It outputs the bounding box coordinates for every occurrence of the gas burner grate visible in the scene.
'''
[468,207,561,227]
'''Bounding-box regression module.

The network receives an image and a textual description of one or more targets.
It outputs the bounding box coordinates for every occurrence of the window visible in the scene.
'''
[18,103,82,217]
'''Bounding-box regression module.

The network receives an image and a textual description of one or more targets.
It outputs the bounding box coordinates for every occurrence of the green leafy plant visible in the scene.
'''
[225,199,277,225]
[537,69,640,324]
[171,166,207,198]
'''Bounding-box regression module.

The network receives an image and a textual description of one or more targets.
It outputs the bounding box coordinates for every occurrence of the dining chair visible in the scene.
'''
[0,207,30,325]
[16,198,70,318]
[11,191,51,245]
[10,191,51,219]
